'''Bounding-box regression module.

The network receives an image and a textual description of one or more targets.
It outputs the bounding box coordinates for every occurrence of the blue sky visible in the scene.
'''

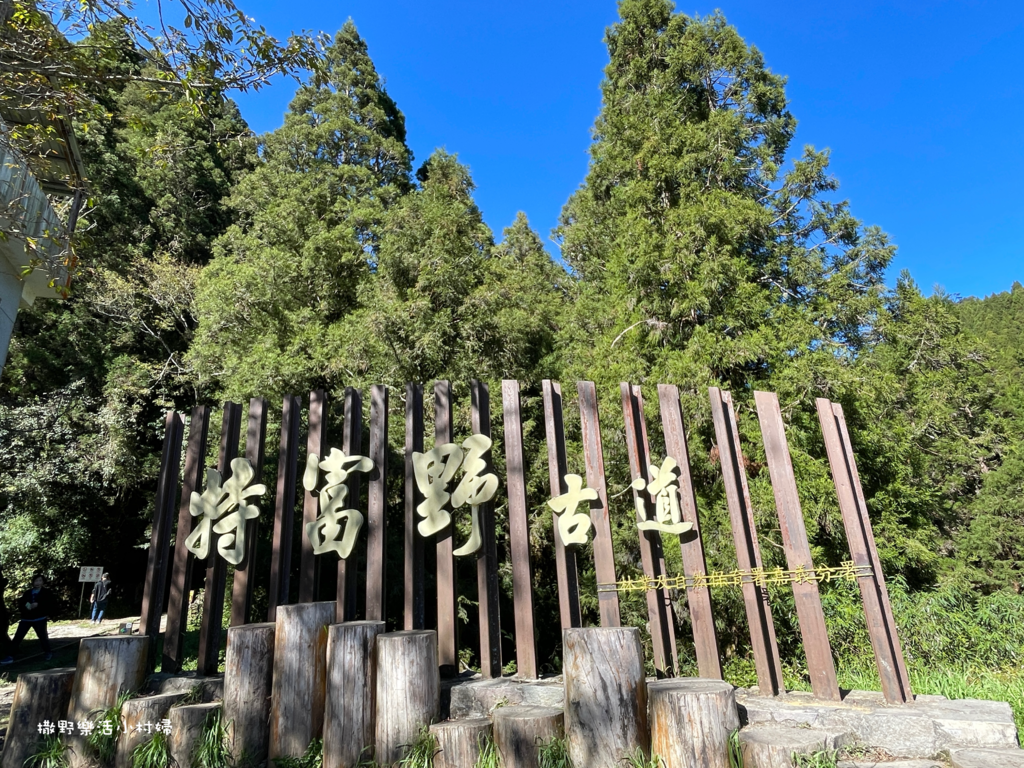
[227,0,1024,300]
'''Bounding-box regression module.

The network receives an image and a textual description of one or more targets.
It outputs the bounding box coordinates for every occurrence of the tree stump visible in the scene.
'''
[374,630,440,765]
[323,621,385,768]
[649,679,739,768]
[224,622,275,766]
[168,702,221,768]
[738,724,852,768]
[563,627,648,767]
[430,717,492,768]
[492,706,563,768]
[1,668,75,768]
[269,601,334,760]
[113,693,185,768]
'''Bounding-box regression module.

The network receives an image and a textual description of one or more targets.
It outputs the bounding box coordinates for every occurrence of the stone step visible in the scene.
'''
[838,760,947,767]
[950,748,1024,768]
[738,724,854,767]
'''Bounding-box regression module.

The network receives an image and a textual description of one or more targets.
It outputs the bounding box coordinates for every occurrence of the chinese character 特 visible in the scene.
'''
[186,457,267,565]
[547,474,598,546]
[303,448,373,559]
[630,457,694,536]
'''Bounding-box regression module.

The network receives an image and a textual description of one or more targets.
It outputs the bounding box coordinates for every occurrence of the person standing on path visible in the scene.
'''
[1,573,55,663]
[90,573,112,623]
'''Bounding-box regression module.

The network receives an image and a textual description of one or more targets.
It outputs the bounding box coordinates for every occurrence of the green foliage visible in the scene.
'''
[727,730,743,768]
[86,689,132,765]
[272,738,323,768]
[191,708,231,768]
[621,747,664,767]
[537,736,571,768]
[130,732,172,768]
[473,736,500,768]
[396,727,436,768]
[791,751,838,768]
[26,734,72,768]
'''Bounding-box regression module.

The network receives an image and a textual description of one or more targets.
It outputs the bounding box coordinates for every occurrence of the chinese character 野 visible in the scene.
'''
[547,474,597,546]
[303,448,373,559]
[412,435,498,557]
[630,457,694,536]
[186,457,267,565]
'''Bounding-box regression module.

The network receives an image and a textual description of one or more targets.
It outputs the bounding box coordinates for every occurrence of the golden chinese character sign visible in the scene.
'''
[186,457,266,565]
[547,474,597,546]
[630,457,693,536]
[302,448,374,559]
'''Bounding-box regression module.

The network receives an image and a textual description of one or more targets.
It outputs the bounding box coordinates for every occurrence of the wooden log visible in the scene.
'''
[404,383,425,631]
[434,381,457,675]
[430,717,492,768]
[323,621,385,768]
[472,380,502,679]
[648,679,739,768]
[268,395,301,621]
[224,622,275,766]
[739,724,851,768]
[336,387,363,623]
[299,390,327,603]
[374,630,440,765]
[168,702,220,768]
[563,627,648,767]
[69,637,150,723]
[1,668,75,768]
[114,693,185,768]
[230,397,268,627]
[269,601,334,760]
[366,385,389,622]
[492,706,563,768]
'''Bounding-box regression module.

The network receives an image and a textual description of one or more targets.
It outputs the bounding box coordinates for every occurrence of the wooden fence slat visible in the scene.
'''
[337,387,364,622]
[620,384,675,677]
[230,397,268,627]
[709,387,783,696]
[472,380,502,678]
[541,380,582,630]
[817,399,912,704]
[657,385,722,680]
[577,381,621,627]
[198,402,242,675]
[501,380,537,679]
[435,380,458,675]
[299,390,326,603]
[163,406,210,672]
[755,391,840,701]
[404,384,425,630]
[268,395,301,621]
[366,385,388,622]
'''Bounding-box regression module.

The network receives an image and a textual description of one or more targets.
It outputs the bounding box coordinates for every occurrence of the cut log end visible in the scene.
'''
[430,717,492,768]
[492,705,564,768]
[649,678,738,768]
[375,630,440,765]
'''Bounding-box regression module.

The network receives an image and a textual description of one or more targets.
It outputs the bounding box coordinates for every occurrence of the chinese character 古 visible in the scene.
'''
[186,457,267,565]
[630,457,694,536]
[302,448,373,559]
[547,474,598,546]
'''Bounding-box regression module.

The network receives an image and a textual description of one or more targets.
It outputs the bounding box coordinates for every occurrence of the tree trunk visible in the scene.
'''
[168,702,220,768]
[430,717,492,768]
[113,693,185,768]
[224,622,275,766]
[563,627,648,767]
[1,668,75,768]
[649,679,738,768]
[492,706,563,768]
[269,601,334,761]
[323,621,384,768]
[374,630,439,765]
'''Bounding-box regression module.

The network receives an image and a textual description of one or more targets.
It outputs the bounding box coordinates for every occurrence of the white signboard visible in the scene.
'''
[79,566,103,583]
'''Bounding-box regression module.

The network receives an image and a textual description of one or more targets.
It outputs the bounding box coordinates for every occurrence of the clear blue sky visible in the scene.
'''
[228,0,1024,300]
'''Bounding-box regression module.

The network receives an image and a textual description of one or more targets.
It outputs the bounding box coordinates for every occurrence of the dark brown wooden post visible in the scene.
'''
[366,385,389,622]
[756,392,840,701]
[230,397,268,627]
[404,383,425,630]
[542,380,582,631]
[435,380,458,675]
[141,410,184,669]
[337,387,363,622]
[198,402,243,675]
[502,380,537,679]
[472,380,502,678]
[620,384,676,677]
[577,381,621,627]
[657,385,722,680]
[299,390,326,603]
[163,406,210,672]
[709,387,783,696]
[817,398,912,704]
[268,395,300,621]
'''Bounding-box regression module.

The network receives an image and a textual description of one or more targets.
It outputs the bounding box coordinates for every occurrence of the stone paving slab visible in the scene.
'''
[949,748,1024,768]
[838,760,946,768]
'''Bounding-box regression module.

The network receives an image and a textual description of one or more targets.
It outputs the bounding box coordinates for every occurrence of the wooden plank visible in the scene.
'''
[366,385,389,622]
[817,399,912,704]
[657,386,722,680]
[541,380,582,630]
[620,384,675,677]
[268,395,301,621]
[198,402,242,675]
[163,406,210,672]
[472,380,502,678]
[755,391,840,701]
[299,390,326,603]
[502,380,537,679]
[230,397,268,627]
[435,380,457,674]
[337,387,364,622]
[141,410,184,668]
[404,384,425,630]
[576,381,621,627]
[708,387,783,696]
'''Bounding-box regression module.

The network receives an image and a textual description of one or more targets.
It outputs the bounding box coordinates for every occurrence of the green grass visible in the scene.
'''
[537,736,571,768]
[621,746,664,767]
[191,708,232,768]
[397,728,436,768]
[86,688,132,765]
[792,750,839,767]
[25,734,71,768]
[130,731,172,768]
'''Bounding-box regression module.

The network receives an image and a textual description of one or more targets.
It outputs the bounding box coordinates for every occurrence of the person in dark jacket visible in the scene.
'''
[90,573,112,623]
[1,573,54,663]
